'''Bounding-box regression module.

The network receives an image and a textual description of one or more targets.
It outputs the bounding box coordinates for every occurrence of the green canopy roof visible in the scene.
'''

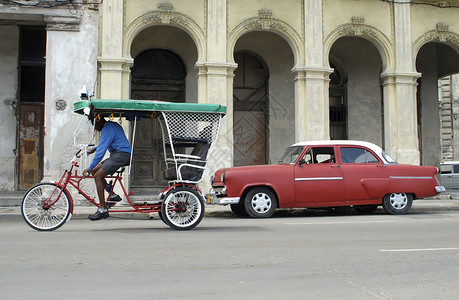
[74,99,226,118]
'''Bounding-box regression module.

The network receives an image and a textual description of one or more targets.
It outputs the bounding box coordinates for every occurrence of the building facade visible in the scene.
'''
[1,0,458,193]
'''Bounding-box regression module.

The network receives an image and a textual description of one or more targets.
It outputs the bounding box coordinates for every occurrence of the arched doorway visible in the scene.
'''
[328,36,384,146]
[416,42,459,166]
[130,49,186,191]
[233,51,269,166]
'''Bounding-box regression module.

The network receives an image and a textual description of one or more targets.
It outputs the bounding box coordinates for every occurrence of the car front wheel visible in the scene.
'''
[382,193,413,215]
[244,187,277,218]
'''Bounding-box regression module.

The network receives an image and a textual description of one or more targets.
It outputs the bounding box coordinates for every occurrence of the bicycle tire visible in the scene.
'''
[161,186,204,230]
[21,183,71,231]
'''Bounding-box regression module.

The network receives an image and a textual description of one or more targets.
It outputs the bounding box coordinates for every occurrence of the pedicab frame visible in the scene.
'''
[21,98,226,231]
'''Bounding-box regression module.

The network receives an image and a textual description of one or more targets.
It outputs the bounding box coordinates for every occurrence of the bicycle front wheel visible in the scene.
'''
[21,183,71,231]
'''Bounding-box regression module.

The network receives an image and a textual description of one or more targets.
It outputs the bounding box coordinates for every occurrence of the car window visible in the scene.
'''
[277,146,304,164]
[453,165,459,174]
[340,147,380,164]
[302,147,335,164]
[382,151,398,164]
[441,165,453,174]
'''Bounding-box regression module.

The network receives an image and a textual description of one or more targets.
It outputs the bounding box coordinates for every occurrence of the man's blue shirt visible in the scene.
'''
[88,122,131,170]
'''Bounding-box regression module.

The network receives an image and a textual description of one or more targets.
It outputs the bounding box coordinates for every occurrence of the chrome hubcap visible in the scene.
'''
[389,193,408,210]
[251,193,271,213]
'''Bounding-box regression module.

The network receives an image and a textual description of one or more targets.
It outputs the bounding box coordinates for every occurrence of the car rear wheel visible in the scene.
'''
[244,187,277,218]
[382,193,412,215]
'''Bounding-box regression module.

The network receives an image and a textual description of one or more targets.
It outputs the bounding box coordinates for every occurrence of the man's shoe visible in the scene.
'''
[88,209,109,221]
[107,194,122,208]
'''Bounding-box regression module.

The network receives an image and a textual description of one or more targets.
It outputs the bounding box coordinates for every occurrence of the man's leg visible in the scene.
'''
[93,167,108,209]
[88,164,109,221]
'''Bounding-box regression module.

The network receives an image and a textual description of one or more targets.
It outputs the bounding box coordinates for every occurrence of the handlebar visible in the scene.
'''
[73,144,95,161]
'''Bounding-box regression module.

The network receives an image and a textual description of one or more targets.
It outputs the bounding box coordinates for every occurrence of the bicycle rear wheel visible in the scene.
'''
[161,186,204,230]
[22,183,71,231]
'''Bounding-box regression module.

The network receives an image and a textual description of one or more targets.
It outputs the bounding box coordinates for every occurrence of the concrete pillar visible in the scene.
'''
[382,0,420,164]
[98,0,131,99]
[293,67,332,141]
[43,13,98,181]
[198,0,234,188]
[381,73,420,165]
[295,0,332,142]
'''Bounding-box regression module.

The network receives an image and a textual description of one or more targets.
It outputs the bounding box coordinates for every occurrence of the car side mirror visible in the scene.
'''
[298,158,306,166]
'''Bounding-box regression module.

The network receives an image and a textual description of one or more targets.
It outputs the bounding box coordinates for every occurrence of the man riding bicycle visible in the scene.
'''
[83,116,131,221]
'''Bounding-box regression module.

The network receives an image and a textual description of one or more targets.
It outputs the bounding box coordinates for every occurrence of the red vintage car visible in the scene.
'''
[206,141,445,218]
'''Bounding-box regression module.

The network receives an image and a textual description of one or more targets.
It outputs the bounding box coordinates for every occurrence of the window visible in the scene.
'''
[277,146,304,164]
[19,26,46,103]
[340,147,379,164]
[302,147,335,164]
[453,164,459,174]
[440,165,452,174]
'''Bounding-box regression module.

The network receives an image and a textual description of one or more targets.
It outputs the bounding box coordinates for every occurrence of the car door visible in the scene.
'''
[440,164,454,189]
[294,146,345,204]
[339,146,389,202]
[452,164,459,190]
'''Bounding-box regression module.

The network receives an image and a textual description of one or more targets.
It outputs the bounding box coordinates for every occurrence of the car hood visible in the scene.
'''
[213,164,290,183]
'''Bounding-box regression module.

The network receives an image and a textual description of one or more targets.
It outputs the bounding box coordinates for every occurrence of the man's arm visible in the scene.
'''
[87,128,113,170]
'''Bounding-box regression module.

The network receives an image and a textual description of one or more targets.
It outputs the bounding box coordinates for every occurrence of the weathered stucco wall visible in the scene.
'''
[0,26,19,191]
[43,10,99,180]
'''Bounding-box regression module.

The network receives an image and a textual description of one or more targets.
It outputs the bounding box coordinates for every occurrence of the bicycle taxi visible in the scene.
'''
[21,96,226,231]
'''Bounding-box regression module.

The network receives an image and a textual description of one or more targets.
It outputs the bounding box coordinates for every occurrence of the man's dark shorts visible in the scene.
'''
[101,151,131,175]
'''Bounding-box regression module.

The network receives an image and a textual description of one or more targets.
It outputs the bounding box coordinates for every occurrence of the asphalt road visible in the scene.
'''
[1,206,458,300]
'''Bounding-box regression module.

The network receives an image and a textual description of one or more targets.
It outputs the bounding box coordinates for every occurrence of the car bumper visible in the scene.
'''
[435,185,446,193]
[205,188,240,205]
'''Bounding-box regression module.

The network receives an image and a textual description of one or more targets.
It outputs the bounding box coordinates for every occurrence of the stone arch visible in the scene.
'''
[227,15,304,68]
[324,21,393,74]
[123,10,205,62]
[413,27,459,66]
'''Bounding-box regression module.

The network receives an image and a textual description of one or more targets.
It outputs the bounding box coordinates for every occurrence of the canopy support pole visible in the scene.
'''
[128,117,137,178]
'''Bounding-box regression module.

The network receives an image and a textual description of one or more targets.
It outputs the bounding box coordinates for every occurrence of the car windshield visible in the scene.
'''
[382,151,398,164]
[277,146,304,164]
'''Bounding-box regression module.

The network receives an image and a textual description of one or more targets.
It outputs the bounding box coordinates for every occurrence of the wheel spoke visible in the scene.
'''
[163,189,203,229]
[22,184,70,231]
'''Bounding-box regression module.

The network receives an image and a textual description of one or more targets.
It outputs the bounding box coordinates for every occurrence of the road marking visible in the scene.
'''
[379,247,459,252]
[285,220,395,225]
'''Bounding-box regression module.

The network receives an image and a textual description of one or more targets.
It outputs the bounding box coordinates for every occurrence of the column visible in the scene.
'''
[382,0,420,164]
[294,67,333,141]
[296,0,332,142]
[381,73,420,165]
[98,0,129,99]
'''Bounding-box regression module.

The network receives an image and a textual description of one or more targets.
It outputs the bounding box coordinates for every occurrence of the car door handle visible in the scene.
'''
[377,165,386,168]
[331,165,340,168]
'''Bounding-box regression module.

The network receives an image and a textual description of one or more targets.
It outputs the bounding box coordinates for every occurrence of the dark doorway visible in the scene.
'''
[17,26,46,190]
[130,49,186,191]
[416,42,459,166]
[233,51,269,166]
[329,60,347,140]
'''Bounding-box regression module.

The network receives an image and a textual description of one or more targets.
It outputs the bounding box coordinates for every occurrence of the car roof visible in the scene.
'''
[291,140,385,158]
[440,161,459,165]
